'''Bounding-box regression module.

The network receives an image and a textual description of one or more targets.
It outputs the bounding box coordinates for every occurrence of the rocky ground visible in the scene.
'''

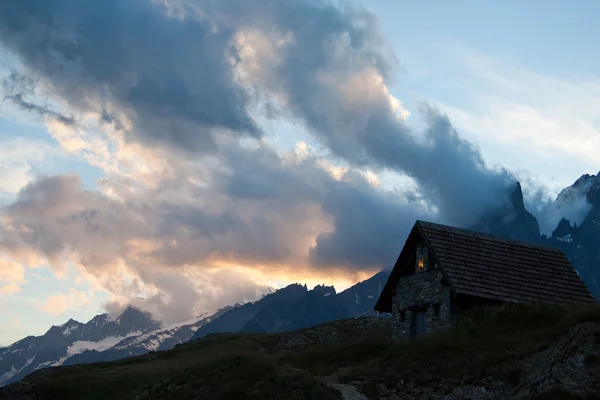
[380,321,600,400]
[275,316,390,352]
[1,303,599,400]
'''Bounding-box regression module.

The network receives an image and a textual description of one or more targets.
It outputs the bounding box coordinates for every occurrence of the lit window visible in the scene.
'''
[417,258,425,272]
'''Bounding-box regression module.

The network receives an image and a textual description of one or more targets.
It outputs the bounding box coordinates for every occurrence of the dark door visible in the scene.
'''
[411,310,427,338]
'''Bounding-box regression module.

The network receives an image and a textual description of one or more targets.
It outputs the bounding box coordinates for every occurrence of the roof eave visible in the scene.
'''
[374,223,421,313]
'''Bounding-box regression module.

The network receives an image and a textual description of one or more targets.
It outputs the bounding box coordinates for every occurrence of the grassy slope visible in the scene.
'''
[286,303,600,399]
[2,303,600,400]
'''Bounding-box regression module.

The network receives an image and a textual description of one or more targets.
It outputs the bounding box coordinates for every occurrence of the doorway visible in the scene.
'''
[410,309,428,338]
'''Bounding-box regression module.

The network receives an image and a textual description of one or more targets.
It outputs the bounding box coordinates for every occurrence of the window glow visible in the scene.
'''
[418,258,424,272]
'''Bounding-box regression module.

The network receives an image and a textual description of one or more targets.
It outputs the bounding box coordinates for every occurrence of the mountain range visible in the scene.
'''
[0,271,389,386]
[1,171,599,387]
[0,306,160,385]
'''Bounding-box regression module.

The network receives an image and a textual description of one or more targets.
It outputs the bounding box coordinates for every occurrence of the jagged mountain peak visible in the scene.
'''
[555,171,600,207]
[45,319,83,336]
[273,283,309,296]
[110,305,161,327]
[552,217,575,238]
[310,285,336,296]
[118,305,144,317]
[472,180,541,245]
[62,318,80,327]
[510,181,524,209]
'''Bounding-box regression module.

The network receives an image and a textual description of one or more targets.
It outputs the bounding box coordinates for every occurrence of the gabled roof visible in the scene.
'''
[375,220,598,313]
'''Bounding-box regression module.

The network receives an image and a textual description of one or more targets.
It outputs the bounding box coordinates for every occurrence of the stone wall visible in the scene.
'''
[391,269,452,340]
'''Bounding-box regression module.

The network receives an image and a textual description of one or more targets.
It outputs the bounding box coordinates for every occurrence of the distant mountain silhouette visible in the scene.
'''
[472,174,600,298]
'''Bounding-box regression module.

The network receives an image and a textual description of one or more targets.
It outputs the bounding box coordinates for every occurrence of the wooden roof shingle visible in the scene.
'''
[374,220,598,313]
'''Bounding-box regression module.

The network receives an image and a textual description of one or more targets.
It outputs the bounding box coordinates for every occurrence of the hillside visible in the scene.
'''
[1,304,599,400]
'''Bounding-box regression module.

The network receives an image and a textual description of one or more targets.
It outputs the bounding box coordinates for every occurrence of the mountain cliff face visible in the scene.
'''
[473,182,542,245]
[473,173,600,298]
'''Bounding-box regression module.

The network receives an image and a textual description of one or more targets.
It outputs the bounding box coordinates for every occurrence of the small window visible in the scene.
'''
[433,304,441,317]
[400,311,406,323]
[417,258,425,273]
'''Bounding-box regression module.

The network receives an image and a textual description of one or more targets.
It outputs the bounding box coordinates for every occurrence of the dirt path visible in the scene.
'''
[321,370,370,400]
[331,383,370,400]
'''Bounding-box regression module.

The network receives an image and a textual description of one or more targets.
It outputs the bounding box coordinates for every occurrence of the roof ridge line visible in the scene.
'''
[416,220,561,253]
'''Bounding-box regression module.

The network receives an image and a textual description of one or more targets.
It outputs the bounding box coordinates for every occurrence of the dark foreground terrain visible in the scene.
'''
[1,304,600,400]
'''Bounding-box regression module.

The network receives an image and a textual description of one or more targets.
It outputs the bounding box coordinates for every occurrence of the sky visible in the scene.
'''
[0,0,598,346]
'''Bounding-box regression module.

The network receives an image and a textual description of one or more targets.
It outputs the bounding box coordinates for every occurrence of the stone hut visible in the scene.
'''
[374,220,597,340]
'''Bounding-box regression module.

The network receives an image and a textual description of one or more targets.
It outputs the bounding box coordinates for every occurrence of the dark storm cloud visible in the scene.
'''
[213,142,432,270]
[309,174,427,269]
[0,0,260,151]
[0,0,517,274]
[0,139,429,274]
[202,0,514,225]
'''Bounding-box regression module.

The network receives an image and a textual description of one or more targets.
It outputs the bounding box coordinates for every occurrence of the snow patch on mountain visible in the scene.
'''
[162,314,207,331]
[36,356,68,370]
[110,315,211,352]
[106,313,119,323]
[67,332,142,356]
[0,357,35,384]
[556,234,573,243]
[0,365,17,384]
[63,326,79,336]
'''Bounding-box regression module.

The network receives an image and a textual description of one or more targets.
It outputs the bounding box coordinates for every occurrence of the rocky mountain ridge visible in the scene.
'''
[190,271,389,341]
[474,171,600,298]
[0,306,160,386]
[60,306,235,367]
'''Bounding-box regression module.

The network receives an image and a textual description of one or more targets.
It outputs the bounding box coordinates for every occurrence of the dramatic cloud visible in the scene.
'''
[0,0,519,321]
[0,145,427,271]
[0,0,260,151]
